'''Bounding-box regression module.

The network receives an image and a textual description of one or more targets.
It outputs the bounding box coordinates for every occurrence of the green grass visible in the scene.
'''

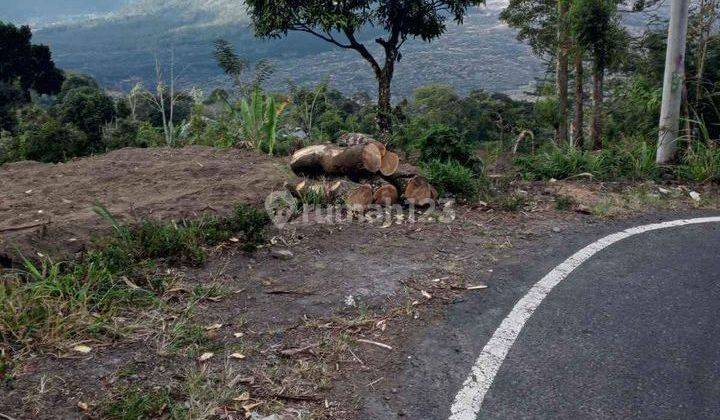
[514,139,659,182]
[102,388,172,420]
[0,204,270,356]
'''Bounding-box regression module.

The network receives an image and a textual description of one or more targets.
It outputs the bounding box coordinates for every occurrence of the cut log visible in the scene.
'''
[290,143,382,178]
[290,145,340,175]
[404,176,437,206]
[286,179,335,202]
[379,151,399,177]
[373,183,399,205]
[321,143,382,177]
[384,163,420,181]
[337,133,387,156]
[329,180,374,210]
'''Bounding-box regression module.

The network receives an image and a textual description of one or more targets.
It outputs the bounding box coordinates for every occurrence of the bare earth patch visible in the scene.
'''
[0,146,294,265]
[1,148,719,419]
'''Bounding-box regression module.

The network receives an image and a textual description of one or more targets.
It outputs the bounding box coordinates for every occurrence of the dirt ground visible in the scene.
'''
[1,147,719,419]
[0,146,295,265]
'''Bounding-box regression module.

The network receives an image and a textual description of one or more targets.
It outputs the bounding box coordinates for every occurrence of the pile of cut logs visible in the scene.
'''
[287,133,438,208]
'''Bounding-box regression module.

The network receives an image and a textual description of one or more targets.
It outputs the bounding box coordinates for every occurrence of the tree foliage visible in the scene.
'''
[0,21,64,98]
[244,0,484,133]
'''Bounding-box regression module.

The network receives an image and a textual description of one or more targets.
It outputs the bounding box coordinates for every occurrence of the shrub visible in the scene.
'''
[102,119,142,150]
[56,86,116,146]
[135,122,165,148]
[418,124,474,163]
[0,131,24,163]
[425,159,486,202]
[21,119,90,163]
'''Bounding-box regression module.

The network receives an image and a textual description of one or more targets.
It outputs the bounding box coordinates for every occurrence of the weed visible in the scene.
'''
[496,193,530,212]
[555,195,576,211]
[102,387,172,420]
[0,259,158,352]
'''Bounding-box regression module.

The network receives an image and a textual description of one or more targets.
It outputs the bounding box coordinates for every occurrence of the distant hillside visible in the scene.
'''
[31,1,545,99]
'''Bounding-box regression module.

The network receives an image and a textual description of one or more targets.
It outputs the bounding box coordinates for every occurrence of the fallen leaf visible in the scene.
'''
[199,352,214,362]
[73,345,92,354]
[421,290,432,299]
[205,323,223,331]
[233,332,244,338]
[229,353,246,360]
[77,401,89,411]
[229,237,240,243]
[242,402,262,412]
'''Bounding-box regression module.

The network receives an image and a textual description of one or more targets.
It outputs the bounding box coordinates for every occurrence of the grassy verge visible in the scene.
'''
[0,205,269,364]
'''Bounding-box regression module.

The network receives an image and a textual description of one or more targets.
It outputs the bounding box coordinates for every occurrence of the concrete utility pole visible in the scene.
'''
[657,0,690,164]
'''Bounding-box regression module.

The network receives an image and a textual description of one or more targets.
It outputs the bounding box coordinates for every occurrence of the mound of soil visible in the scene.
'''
[0,146,295,266]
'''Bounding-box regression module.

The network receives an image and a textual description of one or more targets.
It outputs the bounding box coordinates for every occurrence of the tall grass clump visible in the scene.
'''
[515,139,659,181]
[678,141,720,182]
[514,144,595,180]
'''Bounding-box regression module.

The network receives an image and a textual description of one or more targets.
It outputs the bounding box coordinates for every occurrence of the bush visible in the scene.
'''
[102,119,142,150]
[94,204,270,271]
[425,159,486,202]
[21,119,90,163]
[0,131,24,163]
[56,86,116,146]
[417,124,484,173]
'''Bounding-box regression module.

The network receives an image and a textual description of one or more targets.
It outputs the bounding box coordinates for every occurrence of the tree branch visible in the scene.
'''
[294,25,354,49]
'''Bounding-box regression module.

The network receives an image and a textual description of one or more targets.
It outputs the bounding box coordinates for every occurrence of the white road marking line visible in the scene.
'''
[449,216,720,420]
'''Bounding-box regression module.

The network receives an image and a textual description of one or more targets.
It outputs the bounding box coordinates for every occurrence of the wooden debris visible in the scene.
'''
[357,338,393,350]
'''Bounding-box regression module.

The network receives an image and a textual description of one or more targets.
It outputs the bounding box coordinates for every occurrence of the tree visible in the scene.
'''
[572,44,585,146]
[56,86,116,148]
[557,0,570,144]
[656,0,690,163]
[245,0,484,135]
[0,21,64,100]
[571,0,626,149]
[213,39,275,98]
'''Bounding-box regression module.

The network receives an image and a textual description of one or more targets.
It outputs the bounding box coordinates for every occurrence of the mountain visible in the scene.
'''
[25,1,547,98]
[1,0,130,26]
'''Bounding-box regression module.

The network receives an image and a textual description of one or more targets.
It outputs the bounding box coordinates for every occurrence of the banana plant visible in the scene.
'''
[234,89,288,155]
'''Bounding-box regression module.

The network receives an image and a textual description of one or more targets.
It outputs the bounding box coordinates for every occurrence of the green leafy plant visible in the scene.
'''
[234,89,286,155]
[425,159,486,202]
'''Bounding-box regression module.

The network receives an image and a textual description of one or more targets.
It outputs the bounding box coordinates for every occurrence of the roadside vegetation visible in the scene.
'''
[0,205,268,359]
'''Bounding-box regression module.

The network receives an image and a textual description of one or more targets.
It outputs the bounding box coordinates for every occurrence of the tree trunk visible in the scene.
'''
[377,70,393,137]
[657,0,690,163]
[591,70,604,150]
[556,0,570,145]
[573,51,585,148]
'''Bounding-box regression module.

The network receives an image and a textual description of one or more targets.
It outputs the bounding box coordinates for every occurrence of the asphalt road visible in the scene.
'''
[361,213,720,419]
